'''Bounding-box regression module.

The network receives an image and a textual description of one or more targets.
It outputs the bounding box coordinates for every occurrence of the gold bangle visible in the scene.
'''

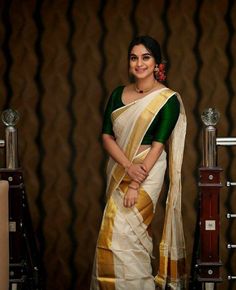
[128,184,139,190]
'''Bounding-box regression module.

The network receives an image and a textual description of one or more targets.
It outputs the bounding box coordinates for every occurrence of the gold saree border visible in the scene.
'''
[135,188,154,226]
[119,180,154,227]
[111,104,131,122]
[97,197,117,290]
[125,89,175,160]
[155,257,186,287]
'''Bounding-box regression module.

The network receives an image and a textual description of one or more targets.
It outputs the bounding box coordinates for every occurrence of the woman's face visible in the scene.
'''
[129,44,156,80]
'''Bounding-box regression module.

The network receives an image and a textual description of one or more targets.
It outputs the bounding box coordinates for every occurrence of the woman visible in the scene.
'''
[91,35,187,290]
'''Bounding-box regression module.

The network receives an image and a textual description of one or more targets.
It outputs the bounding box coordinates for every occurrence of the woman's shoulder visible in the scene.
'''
[111,85,125,95]
[107,85,126,108]
[161,86,178,95]
[162,93,180,112]
[160,87,180,102]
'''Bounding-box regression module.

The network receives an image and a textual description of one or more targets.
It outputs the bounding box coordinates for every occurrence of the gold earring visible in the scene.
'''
[154,64,159,72]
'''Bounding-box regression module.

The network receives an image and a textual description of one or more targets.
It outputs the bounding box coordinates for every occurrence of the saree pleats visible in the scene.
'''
[91,88,187,290]
[91,150,166,290]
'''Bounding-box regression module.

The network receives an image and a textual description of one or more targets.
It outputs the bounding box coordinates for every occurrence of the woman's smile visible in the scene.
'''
[129,44,156,80]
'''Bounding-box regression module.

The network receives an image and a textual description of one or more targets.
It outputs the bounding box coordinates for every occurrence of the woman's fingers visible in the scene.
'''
[128,164,147,176]
[123,196,136,208]
[135,172,147,183]
[129,171,147,182]
[124,196,129,207]
[134,164,148,178]
[137,166,147,175]
[124,199,132,208]
[141,164,147,171]
[139,172,147,180]
[123,188,139,207]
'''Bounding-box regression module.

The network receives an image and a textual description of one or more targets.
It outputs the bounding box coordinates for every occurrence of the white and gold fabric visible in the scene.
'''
[91,88,187,290]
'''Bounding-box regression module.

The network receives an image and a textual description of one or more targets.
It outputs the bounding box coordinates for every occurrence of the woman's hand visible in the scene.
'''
[126,163,148,184]
[123,187,139,208]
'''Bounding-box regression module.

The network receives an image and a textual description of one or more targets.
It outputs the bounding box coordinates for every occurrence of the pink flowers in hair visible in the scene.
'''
[157,63,166,82]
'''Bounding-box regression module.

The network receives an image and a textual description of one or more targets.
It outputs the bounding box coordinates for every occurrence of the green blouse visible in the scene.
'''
[102,86,180,144]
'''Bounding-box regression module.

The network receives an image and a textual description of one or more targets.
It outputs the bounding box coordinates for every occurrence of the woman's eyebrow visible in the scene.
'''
[130,52,152,56]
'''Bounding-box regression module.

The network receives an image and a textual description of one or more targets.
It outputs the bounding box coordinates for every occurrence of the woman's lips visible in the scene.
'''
[135,68,146,73]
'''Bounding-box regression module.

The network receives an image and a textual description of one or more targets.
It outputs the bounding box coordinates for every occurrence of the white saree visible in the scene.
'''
[91,88,187,290]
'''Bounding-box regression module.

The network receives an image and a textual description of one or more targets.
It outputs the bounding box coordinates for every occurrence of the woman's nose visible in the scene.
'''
[137,57,143,66]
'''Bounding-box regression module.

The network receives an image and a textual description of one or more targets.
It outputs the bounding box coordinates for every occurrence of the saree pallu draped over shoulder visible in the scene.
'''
[90,88,187,290]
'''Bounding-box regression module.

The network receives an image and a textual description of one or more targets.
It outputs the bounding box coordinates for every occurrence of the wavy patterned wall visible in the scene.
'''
[0,0,236,289]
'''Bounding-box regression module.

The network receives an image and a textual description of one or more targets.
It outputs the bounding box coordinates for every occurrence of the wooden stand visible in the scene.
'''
[0,169,42,290]
[0,180,9,290]
[197,167,223,284]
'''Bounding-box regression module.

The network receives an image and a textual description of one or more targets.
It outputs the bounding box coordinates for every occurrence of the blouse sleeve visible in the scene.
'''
[153,95,180,143]
[102,91,115,136]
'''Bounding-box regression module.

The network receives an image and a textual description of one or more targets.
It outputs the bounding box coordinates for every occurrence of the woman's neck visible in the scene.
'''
[134,78,157,94]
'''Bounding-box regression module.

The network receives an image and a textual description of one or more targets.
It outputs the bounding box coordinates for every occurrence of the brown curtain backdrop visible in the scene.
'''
[0,0,236,289]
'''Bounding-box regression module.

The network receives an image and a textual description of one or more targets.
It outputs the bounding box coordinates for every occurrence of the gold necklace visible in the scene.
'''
[134,82,156,94]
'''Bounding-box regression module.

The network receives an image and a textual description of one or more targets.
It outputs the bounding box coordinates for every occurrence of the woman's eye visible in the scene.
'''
[143,55,151,61]
[130,56,137,61]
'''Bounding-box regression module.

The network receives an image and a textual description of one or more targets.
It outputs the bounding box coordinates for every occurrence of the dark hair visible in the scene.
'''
[128,35,162,65]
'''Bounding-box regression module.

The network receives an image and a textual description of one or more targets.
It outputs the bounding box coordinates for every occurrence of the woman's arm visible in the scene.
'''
[142,141,164,172]
[124,141,164,207]
[102,134,131,168]
[102,134,147,183]
[124,95,180,207]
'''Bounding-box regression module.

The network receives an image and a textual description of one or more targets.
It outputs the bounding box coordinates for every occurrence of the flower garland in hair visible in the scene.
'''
[157,62,166,82]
